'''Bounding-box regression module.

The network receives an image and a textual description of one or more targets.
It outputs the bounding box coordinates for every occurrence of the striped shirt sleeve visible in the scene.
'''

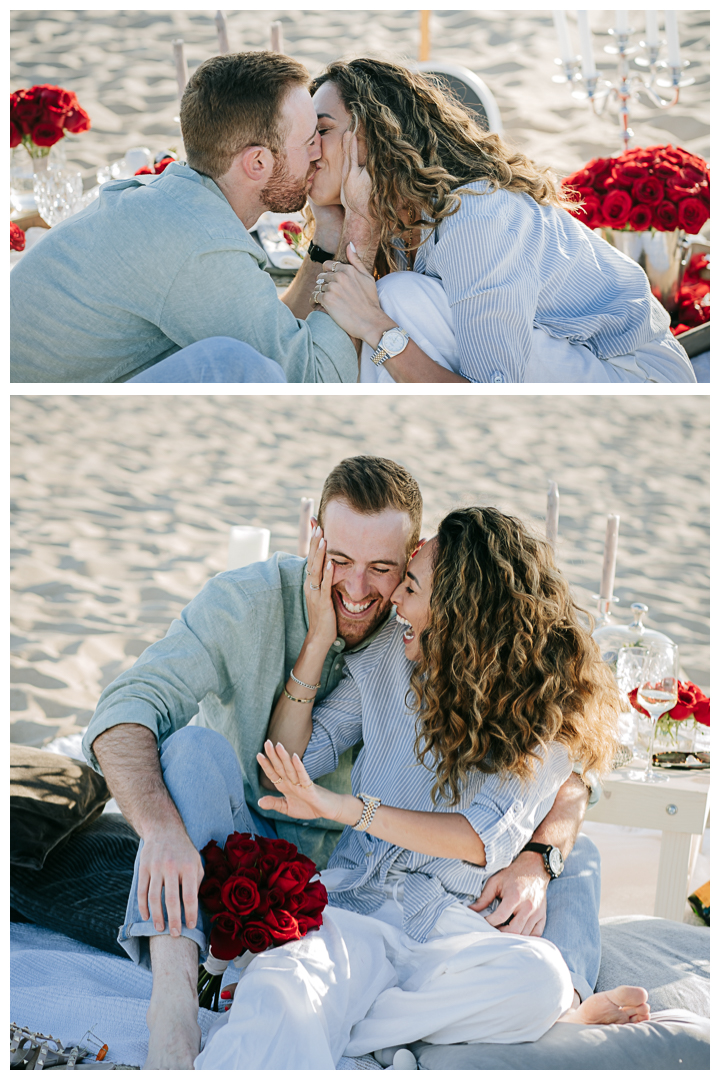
[460,742,572,875]
[302,672,364,780]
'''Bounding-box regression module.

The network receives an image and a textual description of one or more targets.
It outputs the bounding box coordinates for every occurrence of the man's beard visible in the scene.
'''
[260,151,310,213]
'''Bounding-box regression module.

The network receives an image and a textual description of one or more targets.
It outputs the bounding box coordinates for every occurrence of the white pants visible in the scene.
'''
[360,272,697,384]
[194,896,574,1070]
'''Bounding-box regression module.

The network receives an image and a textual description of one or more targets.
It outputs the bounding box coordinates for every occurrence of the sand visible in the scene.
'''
[10,8,710,182]
[10,393,710,919]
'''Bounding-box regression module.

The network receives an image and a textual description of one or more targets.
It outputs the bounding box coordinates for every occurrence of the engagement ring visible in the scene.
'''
[309,583,321,590]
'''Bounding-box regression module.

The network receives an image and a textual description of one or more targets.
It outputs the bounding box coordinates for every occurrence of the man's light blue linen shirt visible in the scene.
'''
[10,163,356,383]
[81,554,385,868]
[304,619,573,941]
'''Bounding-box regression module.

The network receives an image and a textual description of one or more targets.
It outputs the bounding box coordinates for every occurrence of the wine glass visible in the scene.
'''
[33,165,84,227]
[615,645,648,774]
[636,643,679,783]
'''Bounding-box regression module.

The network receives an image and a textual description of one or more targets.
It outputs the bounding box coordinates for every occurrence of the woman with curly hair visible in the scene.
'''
[305,58,695,384]
[194,507,649,1070]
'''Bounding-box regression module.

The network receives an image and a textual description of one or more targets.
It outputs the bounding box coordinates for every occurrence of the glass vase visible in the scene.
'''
[11,140,67,214]
[602,227,690,315]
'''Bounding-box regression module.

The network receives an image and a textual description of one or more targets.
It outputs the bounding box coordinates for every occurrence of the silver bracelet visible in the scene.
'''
[290,668,321,691]
[352,793,382,832]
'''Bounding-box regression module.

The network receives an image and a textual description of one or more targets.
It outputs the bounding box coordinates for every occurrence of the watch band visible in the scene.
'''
[352,793,382,832]
[522,841,563,878]
[370,326,409,367]
[308,240,336,263]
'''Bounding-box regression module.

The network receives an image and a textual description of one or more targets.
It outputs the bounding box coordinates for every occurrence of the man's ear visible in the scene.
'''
[236,144,274,183]
[310,516,318,530]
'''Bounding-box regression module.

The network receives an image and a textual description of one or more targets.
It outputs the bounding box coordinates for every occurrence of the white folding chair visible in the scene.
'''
[413,61,503,135]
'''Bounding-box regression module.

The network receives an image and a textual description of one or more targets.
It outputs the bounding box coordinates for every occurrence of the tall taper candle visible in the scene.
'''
[270,21,284,53]
[172,39,188,100]
[553,11,575,64]
[546,482,560,548]
[645,10,659,47]
[215,11,230,54]
[576,12,597,78]
[615,10,629,33]
[298,498,314,558]
[664,11,681,68]
[599,514,620,599]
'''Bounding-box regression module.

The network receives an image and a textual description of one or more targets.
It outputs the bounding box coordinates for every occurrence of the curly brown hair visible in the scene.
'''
[410,507,620,806]
[310,58,576,271]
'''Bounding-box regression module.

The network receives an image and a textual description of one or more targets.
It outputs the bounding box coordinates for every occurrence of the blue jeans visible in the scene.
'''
[127,338,287,382]
[120,727,602,1000]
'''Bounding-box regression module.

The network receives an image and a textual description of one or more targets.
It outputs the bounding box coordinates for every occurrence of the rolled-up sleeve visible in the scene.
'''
[431,197,538,383]
[303,674,364,780]
[460,743,572,875]
[159,243,357,383]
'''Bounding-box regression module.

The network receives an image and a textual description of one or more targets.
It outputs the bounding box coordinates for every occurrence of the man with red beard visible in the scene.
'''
[75,455,599,1067]
[11,52,364,383]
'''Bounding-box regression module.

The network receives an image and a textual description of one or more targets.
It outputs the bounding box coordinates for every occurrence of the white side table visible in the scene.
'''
[585,767,710,922]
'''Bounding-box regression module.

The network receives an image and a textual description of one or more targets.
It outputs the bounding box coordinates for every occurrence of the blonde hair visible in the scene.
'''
[410,507,620,806]
[310,58,576,272]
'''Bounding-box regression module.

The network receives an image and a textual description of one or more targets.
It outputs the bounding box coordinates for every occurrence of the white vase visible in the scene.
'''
[602,227,689,315]
[11,140,67,213]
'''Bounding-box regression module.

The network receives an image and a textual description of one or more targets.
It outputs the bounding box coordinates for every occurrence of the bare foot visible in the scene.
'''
[144,935,201,1069]
[560,985,650,1026]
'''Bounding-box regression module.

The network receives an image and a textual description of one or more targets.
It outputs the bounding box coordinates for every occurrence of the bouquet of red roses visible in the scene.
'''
[628,679,710,740]
[196,831,328,1010]
[11,85,91,155]
[10,221,25,253]
[562,145,710,234]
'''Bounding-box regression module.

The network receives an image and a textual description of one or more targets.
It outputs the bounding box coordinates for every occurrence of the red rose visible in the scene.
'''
[615,158,648,180]
[694,700,710,727]
[564,168,593,188]
[153,156,175,174]
[241,921,275,953]
[264,909,301,944]
[12,88,42,130]
[652,201,679,231]
[30,122,65,147]
[666,682,709,722]
[631,176,665,206]
[221,874,261,916]
[63,105,91,134]
[224,832,260,870]
[601,189,633,228]
[296,912,324,934]
[297,879,328,917]
[585,157,614,187]
[677,198,709,234]
[198,877,227,913]
[262,837,299,861]
[628,204,653,231]
[209,911,246,961]
[278,220,302,245]
[201,839,230,878]
[267,859,315,897]
[134,166,154,175]
[572,195,603,229]
[10,221,25,252]
[10,121,22,148]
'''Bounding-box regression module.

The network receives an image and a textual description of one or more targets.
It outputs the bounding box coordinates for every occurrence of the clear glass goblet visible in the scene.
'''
[636,643,679,783]
[33,166,84,227]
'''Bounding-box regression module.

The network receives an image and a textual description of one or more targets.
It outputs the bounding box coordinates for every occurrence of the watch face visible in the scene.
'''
[382,328,407,355]
[548,848,564,876]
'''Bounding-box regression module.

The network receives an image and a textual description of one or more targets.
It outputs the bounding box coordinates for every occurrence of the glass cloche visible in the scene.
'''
[592,602,674,673]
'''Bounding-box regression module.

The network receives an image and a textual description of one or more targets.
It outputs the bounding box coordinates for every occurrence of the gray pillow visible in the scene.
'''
[596,916,709,1017]
[411,1011,709,1070]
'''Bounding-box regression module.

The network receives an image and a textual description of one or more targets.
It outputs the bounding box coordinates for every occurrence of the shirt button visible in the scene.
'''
[490,371,505,384]
[333,638,344,650]
[365,852,372,859]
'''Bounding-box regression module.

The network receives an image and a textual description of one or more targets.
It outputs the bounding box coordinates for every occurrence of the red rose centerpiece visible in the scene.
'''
[562,145,710,315]
[278,219,306,258]
[628,680,710,749]
[196,831,327,1010]
[134,152,178,177]
[10,85,91,162]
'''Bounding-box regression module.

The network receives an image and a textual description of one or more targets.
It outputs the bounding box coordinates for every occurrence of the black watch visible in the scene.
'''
[521,842,564,879]
[308,240,336,263]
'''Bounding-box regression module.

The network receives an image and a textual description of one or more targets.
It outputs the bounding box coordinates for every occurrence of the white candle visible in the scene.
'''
[664,11,681,68]
[553,11,575,64]
[645,11,659,47]
[576,12,597,79]
[615,10,629,34]
[297,497,314,558]
[600,515,620,599]
[215,10,230,54]
[546,482,560,548]
[172,39,188,100]
[227,526,270,570]
[270,21,284,53]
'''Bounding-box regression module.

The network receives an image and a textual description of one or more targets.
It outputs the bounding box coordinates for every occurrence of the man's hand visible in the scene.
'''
[138,824,204,936]
[469,850,549,936]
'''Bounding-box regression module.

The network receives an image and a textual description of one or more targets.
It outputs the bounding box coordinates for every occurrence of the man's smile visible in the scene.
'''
[335,592,379,618]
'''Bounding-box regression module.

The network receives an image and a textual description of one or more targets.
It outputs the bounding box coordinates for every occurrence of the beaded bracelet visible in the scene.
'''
[290,668,321,691]
[283,687,316,704]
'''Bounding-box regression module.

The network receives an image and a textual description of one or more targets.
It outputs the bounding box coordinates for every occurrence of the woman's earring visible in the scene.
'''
[406,206,416,225]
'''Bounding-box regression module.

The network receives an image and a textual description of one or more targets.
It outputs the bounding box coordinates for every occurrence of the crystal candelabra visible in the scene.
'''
[552,12,695,152]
